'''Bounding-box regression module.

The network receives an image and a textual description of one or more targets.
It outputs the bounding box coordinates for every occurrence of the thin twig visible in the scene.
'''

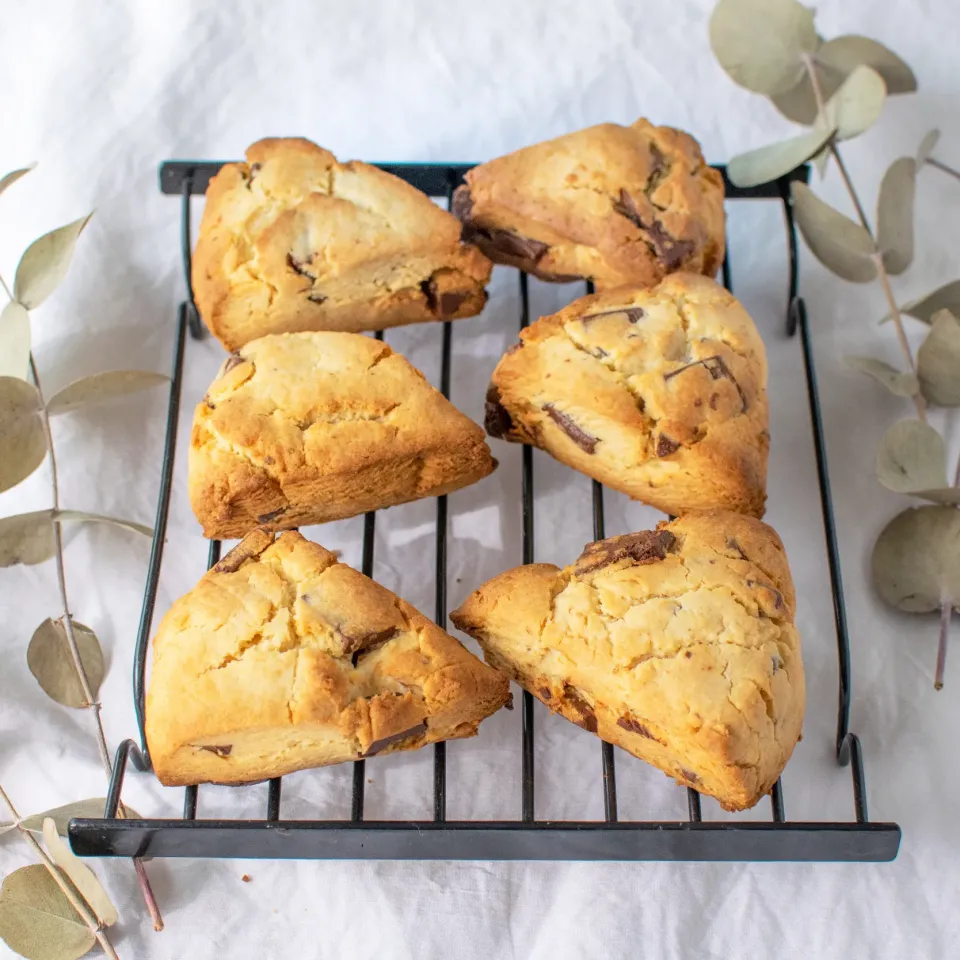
[936,601,951,691]
[0,783,120,960]
[927,157,960,184]
[830,146,873,234]
[0,274,11,300]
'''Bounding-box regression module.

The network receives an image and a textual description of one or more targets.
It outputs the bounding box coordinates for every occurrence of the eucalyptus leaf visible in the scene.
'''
[771,68,833,126]
[20,800,141,837]
[819,64,887,141]
[876,419,948,493]
[917,310,960,406]
[917,129,941,167]
[893,280,960,325]
[0,823,16,835]
[844,356,919,397]
[0,301,31,381]
[818,35,917,95]
[54,510,152,538]
[709,0,818,96]
[0,167,35,198]
[727,126,835,189]
[0,864,95,960]
[27,618,104,709]
[877,157,917,275]
[872,506,960,612]
[13,213,93,311]
[0,376,46,493]
[791,181,877,282]
[813,146,830,178]
[42,819,118,927]
[912,487,960,506]
[47,370,168,415]
[0,511,56,567]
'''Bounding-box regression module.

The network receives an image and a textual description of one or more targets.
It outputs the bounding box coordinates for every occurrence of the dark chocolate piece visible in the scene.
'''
[200,744,232,757]
[582,306,646,325]
[287,253,317,281]
[349,627,400,666]
[647,143,669,194]
[663,355,748,412]
[542,403,599,454]
[257,508,286,523]
[539,686,553,701]
[613,188,644,228]
[451,184,473,221]
[221,353,245,375]
[726,537,749,561]
[575,529,677,574]
[246,162,261,188]
[679,767,700,785]
[363,720,428,757]
[771,654,783,674]
[420,275,470,318]
[657,433,681,456]
[612,189,694,270]
[213,531,274,573]
[747,579,785,611]
[484,385,515,439]
[617,716,656,739]
[307,291,327,304]
[561,687,597,734]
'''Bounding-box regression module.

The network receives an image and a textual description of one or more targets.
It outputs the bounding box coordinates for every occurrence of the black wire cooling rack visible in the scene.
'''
[67,160,901,862]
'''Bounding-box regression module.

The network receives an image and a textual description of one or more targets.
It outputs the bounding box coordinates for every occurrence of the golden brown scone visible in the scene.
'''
[189,331,497,539]
[193,137,493,349]
[452,119,725,288]
[451,513,804,811]
[485,273,768,517]
[146,530,511,786]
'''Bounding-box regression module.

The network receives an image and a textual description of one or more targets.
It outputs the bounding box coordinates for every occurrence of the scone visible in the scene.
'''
[452,119,725,288]
[451,513,804,811]
[189,331,496,539]
[484,273,768,517]
[146,530,511,786]
[193,137,493,349]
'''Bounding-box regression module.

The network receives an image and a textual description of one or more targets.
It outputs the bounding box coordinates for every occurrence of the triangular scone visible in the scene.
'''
[452,118,724,288]
[484,273,768,517]
[193,137,492,350]
[451,513,804,811]
[189,331,497,539]
[146,530,511,786]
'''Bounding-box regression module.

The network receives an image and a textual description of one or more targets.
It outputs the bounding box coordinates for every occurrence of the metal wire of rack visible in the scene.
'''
[67,160,901,862]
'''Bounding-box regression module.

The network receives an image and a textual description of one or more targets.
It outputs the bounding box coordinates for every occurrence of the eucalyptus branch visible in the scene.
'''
[927,157,960,184]
[0,783,120,960]
[936,601,951,691]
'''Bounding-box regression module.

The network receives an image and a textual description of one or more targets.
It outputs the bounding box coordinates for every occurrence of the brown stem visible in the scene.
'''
[830,146,873,235]
[936,601,951,691]
[927,157,960,184]
[0,783,120,960]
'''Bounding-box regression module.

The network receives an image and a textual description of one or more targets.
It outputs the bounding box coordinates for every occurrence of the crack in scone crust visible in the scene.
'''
[191,137,493,349]
[485,272,769,517]
[145,530,510,786]
[450,511,804,811]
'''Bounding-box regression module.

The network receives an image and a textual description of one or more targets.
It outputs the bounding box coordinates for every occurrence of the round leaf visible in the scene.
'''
[727,125,835,188]
[872,506,960,612]
[0,376,45,493]
[14,213,93,311]
[876,419,948,494]
[895,280,960,325]
[877,157,916,275]
[27,618,104,709]
[0,166,35,198]
[918,310,960,406]
[42,819,118,927]
[818,35,917,95]
[0,301,31,381]
[820,65,887,141]
[55,510,152,538]
[709,0,818,96]
[917,129,941,167]
[0,511,56,567]
[770,65,838,125]
[47,370,168,415]
[844,356,919,397]
[791,181,877,282]
[0,864,95,960]
[20,800,142,837]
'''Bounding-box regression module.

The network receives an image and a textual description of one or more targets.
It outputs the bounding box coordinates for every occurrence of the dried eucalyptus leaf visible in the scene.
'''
[912,487,960,506]
[42,819,118,927]
[13,213,93,311]
[917,129,941,167]
[895,280,960,325]
[47,370,168,415]
[27,619,104,709]
[21,800,141,837]
[791,181,877,282]
[820,64,887,141]
[55,510,152,538]
[0,166,34,198]
[0,511,56,567]
[0,864,95,960]
[727,126,835,188]
[0,823,16,835]
[0,376,46,493]
[917,310,960,406]
[877,157,917,275]
[818,34,917,95]
[770,67,836,126]
[813,146,831,178]
[844,356,919,397]
[709,0,818,96]
[876,419,948,493]
[872,506,960,612]
[0,301,31,381]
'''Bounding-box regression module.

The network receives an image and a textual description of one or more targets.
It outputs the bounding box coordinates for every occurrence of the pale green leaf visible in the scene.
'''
[918,310,960,406]
[894,280,960,325]
[876,419,948,493]
[0,166,35,198]
[27,619,104,709]
[912,487,960,506]
[709,0,818,96]
[819,65,887,141]
[0,864,95,960]
[917,129,941,167]
[20,800,142,837]
[0,376,46,493]
[0,301,31,381]
[13,213,93,310]
[844,356,919,397]
[813,146,831,178]
[818,35,917,95]
[877,157,917,275]
[727,126,835,188]
[0,511,56,567]
[47,370,169,415]
[42,819,118,927]
[791,181,877,282]
[54,510,152,538]
[0,823,16,835]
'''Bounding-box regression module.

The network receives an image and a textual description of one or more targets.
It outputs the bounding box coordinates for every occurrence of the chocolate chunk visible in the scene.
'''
[684,650,693,659]
[747,579,785,611]
[679,767,699,785]
[582,306,645,325]
[657,434,680,457]
[539,686,552,701]
[647,143,669,192]
[363,720,428,757]
[287,253,316,281]
[709,393,719,410]
[257,507,286,523]
[200,744,232,757]
[222,353,245,375]
[612,189,693,270]
[349,627,400,666]
[246,162,261,188]
[617,716,656,739]
[575,529,678,574]
[472,225,549,264]
[264,455,275,465]
[439,291,468,316]
[562,687,597,734]
[213,530,274,573]
[505,342,524,356]
[613,188,644,228]
[420,275,469,318]
[307,291,327,304]
[664,356,747,412]
[451,184,473,221]
[771,654,783,674]
[484,384,515,439]
[727,537,748,561]
[542,403,599,454]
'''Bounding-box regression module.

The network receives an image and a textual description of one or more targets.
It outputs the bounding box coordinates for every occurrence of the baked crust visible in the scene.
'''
[188,331,497,539]
[193,137,493,349]
[484,273,768,517]
[452,118,725,287]
[146,530,511,786]
[451,512,804,811]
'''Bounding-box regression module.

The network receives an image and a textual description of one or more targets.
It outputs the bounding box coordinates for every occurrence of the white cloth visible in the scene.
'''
[1,1,958,957]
